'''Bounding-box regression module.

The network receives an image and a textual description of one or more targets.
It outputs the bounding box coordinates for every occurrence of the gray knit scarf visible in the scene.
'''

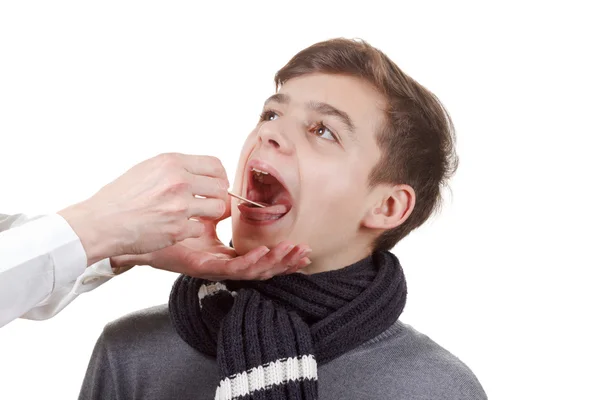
[169,250,407,400]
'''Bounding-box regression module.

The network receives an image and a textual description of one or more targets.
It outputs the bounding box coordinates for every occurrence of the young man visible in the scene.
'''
[79,38,486,400]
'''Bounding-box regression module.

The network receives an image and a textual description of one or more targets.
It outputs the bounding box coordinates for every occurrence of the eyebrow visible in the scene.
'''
[264,93,290,107]
[264,93,357,140]
[307,101,356,138]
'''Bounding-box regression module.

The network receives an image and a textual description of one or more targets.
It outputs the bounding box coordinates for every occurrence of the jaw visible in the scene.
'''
[232,206,296,255]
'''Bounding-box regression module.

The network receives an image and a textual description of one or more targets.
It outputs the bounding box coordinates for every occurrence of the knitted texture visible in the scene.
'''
[169,250,407,400]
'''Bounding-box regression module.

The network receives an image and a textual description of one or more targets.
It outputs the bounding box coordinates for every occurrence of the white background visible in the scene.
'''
[1,1,598,399]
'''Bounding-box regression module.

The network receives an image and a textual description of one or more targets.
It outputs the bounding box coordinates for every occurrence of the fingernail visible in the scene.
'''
[219,179,229,189]
[300,257,312,267]
[299,249,312,258]
[285,244,294,252]
[259,247,270,257]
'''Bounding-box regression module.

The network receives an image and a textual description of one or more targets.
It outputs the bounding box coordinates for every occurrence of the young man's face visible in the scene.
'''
[231,73,388,270]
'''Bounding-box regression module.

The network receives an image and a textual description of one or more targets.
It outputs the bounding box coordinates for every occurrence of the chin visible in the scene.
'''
[231,212,295,254]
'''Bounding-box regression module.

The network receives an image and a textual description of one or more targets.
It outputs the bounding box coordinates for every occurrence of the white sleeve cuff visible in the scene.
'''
[74,258,133,294]
[47,214,88,287]
[24,257,116,319]
[6,213,88,290]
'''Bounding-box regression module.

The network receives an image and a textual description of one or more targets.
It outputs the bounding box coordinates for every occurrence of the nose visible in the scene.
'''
[256,120,294,155]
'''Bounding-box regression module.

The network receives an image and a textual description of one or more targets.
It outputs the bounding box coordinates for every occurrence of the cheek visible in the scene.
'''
[300,165,365,222]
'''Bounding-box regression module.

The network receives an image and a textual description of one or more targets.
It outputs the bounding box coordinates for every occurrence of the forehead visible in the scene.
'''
[276,73,387,136]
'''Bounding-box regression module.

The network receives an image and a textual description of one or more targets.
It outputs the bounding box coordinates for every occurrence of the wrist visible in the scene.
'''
[110,253,151,270]
[58,201,119,266]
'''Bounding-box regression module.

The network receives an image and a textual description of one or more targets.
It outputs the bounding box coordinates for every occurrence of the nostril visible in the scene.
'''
[268,139,280,148]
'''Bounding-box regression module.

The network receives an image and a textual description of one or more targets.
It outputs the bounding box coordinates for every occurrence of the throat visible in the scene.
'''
[247,181,289,207]
[298,243,374,275]
[239,182,292,220]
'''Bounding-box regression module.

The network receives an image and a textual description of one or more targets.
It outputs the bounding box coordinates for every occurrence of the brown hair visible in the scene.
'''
[275,38,458,251]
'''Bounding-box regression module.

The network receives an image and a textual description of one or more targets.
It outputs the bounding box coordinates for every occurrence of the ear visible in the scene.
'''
[362,184,416,230]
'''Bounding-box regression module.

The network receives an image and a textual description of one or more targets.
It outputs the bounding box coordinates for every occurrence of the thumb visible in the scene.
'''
[187,218,211,239]
[218,193,232,222]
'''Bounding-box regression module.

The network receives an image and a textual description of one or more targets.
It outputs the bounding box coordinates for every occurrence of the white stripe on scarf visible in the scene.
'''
[198,282,236,308]
[214,355,318,400]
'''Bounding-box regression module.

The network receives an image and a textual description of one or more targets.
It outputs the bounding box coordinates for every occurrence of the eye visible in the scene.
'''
[259,109,279,122]
[311,122,337,142]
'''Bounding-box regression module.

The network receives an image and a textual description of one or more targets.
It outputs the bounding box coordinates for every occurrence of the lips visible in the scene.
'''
[238,159,293,223]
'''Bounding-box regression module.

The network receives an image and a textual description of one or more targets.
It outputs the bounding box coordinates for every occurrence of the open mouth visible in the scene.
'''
[238,164,293,222]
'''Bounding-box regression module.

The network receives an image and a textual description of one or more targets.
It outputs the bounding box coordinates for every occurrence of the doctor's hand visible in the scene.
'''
[110,218,312,281]
[58,153,230,266]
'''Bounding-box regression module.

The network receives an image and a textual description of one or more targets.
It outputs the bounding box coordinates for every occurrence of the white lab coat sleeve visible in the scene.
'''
[0,213,123,327]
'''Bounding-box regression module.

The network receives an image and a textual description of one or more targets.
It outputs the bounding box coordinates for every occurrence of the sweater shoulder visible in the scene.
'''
[101,304,177,349]
[399,322,487,399]
[322,321,487,400]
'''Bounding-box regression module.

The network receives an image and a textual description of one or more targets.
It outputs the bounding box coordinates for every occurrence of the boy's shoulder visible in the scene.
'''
[320,321,487,400]
[103,304,172,340]
[99,304,185,355]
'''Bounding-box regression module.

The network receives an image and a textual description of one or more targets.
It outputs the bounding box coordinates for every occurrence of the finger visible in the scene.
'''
[281,246,311,267]
[190,175,228,199]
[258,245,306,279]
[219,194,232,222]
[249,242,296,279]
[188,198,226,219]
[257,241,295,265]
[220,246,271,272]
[285,257,312,274]
[180,154,229,182]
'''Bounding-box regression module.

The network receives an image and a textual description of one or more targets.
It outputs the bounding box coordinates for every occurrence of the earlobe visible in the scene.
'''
[362,185,415,231]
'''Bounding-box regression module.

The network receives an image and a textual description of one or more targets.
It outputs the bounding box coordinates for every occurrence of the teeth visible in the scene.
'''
[251,167,269,175]
[251,167,269,183]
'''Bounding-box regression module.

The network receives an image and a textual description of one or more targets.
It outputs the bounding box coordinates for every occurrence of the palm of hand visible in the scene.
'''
[149,220,236,279]
[146,219,311,281]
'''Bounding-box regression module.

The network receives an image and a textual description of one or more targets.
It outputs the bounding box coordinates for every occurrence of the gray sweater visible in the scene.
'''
[79,305,486,400]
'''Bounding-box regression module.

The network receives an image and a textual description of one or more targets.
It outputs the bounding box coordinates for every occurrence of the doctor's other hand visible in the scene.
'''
[110,219,312,281]
[58,153,230,266]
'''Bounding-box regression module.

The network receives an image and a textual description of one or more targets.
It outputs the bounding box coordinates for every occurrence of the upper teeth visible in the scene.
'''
[252,168,269,176]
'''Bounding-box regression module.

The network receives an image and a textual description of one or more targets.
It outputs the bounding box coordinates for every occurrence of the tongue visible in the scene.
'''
[238,202,291,221]
[240,187,292,221]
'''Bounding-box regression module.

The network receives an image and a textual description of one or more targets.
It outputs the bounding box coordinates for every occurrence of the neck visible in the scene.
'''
[299,241,373,275]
